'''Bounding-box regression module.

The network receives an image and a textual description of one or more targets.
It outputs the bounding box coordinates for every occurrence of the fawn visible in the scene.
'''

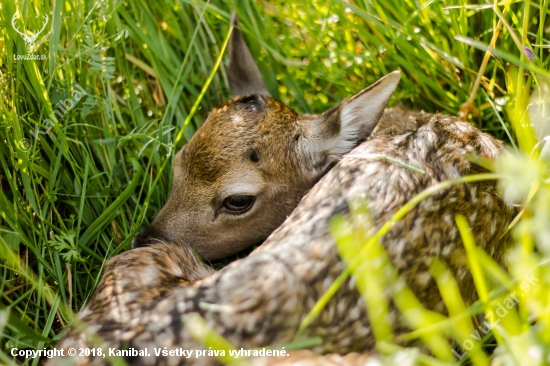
[50,13,516,366]
[130,15,402,261]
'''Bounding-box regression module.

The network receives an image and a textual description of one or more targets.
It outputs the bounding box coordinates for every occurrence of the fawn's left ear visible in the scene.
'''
[300,71,401,172]
[227,12,270,97]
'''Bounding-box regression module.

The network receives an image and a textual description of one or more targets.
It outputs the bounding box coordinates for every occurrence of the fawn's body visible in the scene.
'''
[51,109,515,365]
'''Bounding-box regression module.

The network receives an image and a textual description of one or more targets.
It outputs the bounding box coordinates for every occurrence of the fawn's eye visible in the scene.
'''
[223,195,255,213]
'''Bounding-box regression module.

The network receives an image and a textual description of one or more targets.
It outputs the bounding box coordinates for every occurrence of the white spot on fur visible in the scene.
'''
[479,134,500,157]
[341,336,352,347]
[450,226,458,240]
[337,300,347,315]
[416,271,431,287]
[119,277,132,287]
[327,305,335,321]
[87,325,100,334]
[357,326,370,336]
[490,221,497,236]
[442,244,453,256]
[454,122,470,133]
[167,262,183,278]
[393,238,406,260]
[323,277,333,291]
[349,305,360,320]
[471,187,478,201]
[412,223,423,240]
[142,266,158,285]
[78,307,91,319]
[444,164,460,178]
[244,314,256,333]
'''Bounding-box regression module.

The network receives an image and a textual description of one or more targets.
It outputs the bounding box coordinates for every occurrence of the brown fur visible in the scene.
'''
[133,96,317,260]
[58,242,213,351]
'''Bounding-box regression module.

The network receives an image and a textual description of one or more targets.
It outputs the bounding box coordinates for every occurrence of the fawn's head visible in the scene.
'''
[132,14,401,260]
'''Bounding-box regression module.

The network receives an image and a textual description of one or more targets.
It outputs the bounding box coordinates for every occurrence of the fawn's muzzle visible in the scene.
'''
[131,226,168,249]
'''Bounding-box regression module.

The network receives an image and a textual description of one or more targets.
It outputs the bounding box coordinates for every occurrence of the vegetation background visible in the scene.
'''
[1,0,549,364]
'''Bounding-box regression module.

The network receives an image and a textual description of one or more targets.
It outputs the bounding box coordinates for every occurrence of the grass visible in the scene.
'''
[0,0,549,364]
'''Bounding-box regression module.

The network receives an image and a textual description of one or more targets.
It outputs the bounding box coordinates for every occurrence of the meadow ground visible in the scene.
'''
[1,0,550,364]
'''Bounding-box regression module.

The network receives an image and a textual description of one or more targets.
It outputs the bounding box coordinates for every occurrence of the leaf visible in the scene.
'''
[81,95,96,119]
[2,233,21,251]
[49,231,83,263]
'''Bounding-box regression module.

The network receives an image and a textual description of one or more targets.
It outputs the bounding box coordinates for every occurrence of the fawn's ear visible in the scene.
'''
[301,71,401,172]
[228,13,270,97]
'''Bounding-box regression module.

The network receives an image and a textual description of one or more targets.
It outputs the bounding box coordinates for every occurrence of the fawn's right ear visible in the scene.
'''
[300,71,401,174]
[228,13,270,97]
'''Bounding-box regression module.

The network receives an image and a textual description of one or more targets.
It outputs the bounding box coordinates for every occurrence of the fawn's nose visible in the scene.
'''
[131,226,165,249]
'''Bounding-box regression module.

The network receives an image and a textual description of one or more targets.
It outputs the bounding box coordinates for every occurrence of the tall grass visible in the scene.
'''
[0,0,549,364]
